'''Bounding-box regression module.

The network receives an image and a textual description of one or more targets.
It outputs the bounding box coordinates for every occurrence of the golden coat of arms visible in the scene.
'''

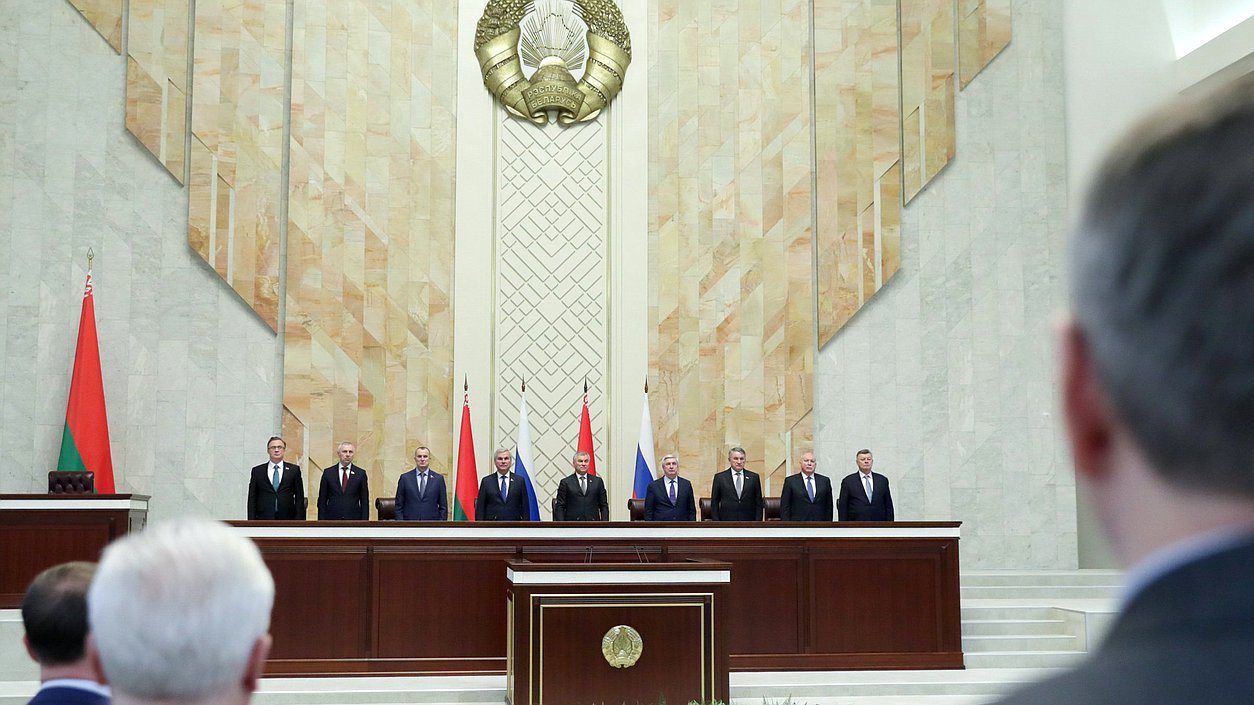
[601,624,644,668]
[475,0,632,126]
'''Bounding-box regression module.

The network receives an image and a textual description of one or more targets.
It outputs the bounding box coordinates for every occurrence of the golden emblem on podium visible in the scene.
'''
[474,0,631,126]
[601,625,643,668]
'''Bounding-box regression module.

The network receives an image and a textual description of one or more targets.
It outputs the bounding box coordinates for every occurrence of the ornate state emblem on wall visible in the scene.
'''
[475,0,631,126]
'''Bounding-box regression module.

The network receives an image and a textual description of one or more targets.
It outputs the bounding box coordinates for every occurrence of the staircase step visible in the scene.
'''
[961,605,1062,621]
[961,585,1120,599]
[963,650,1085,669]
[962,633,1083,653]
[962,570,1123,587]
[962,618,1068,636]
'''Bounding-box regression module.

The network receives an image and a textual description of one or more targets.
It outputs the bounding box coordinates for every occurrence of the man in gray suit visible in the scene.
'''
[992,75,1254,705]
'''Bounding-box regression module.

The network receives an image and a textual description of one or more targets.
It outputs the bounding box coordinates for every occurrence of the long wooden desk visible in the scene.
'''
[232,522,962,675]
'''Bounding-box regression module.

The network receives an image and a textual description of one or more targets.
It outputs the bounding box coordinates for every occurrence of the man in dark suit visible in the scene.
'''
[644,454,696,521]
[709,446,764,520]
[991,76,1254,705]
[780,451,833,521]
[246,436,305,520]
[553,451,608,521]
[317,441,370,520]
[475,448,530,521]
[836,449,893,521]
[21,562,109,705]
[393,446,448,520]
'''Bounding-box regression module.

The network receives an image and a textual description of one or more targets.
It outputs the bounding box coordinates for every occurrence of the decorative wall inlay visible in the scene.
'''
[67,0,123,52]
[813,0,902,347]
[959,0,1011,88]
[188,0,288,330]
[282,0,459,507]
[125,0,189,182]
[494,115,607,514]
[900,0,956,203]
[649,0,815,490]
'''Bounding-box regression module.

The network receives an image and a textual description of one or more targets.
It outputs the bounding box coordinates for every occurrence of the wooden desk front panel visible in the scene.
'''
[245,528,960,675]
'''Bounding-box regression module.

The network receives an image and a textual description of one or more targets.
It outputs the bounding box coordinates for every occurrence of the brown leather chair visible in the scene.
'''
[375,497,396,520]
[764,496,781,520]
[48,471,95,494]
[699,497,712,521]
[627,498,644,521]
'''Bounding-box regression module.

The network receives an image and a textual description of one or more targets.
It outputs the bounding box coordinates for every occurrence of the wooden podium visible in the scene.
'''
[506,559,731,705]
[0,494,149,608]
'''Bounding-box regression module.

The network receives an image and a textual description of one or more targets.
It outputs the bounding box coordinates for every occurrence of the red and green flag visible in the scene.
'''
[56,272,116,493]
[452,380,478,521]
[578,380,597,475]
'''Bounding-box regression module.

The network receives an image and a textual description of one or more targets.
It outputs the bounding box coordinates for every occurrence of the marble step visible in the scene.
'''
[733,668,1055,699]
[961,571,1123,588]
[961,605,1064,621]
[962,633,1083,653]
[961,618,1069,636]
[961,585,1120,600]
[962,650,1085,670]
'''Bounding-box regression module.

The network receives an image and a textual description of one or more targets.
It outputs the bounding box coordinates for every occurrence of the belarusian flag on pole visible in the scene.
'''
[452,378,478,521]
[57,269,116,493]
[578,379,597,475]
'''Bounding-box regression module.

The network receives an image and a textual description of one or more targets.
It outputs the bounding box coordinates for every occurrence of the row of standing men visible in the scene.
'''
[248,438,895,522]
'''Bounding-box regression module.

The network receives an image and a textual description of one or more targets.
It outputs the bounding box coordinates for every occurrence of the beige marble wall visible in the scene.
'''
[188,0,288,330]
[901,0,956,203]
[1,0,280,521]
[66,0,123,52]
[649,0,815,491]
[282,0,458,509]
[960,0,1012,87]
[126,0,189,182]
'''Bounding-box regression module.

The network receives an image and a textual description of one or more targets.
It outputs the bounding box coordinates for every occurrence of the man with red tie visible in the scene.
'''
[317,441,370,520]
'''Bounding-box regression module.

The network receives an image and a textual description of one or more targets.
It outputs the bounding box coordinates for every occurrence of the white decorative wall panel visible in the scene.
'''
[494,114,608,515]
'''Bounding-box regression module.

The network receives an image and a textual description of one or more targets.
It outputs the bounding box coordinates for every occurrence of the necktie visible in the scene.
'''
[579,475,587,495]
[734,471,743,498]
[419,472,426,497]
[272,465,281,490]
[863,474,873,501]
[500,475,508,500]
[806,474,814,501]
[669,479,677,504]
[342,466,349,492]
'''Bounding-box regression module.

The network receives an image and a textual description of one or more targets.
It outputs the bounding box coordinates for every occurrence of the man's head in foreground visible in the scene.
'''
[88,519,275,705]
[22,561,97,682]
[1062,74,1254,566]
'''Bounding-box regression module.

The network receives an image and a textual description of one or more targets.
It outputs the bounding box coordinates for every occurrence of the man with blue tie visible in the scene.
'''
[246,436,305,520]
[394,446,448,520]
[475,448,530,521]
[644,454,696,521]
[837,449,894,521]
[780,451,834,521]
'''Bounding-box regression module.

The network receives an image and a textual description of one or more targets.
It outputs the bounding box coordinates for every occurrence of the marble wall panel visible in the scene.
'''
[188,0,288,330]
[67,0,123,52]
[284,0,458,512]
[1,0,280,521]
[813,0,902,347]
[900,0,956,202]
[649,0,814,491]
[125,0,189,182]
[814,0,1070,568]
[959,0,1012,88]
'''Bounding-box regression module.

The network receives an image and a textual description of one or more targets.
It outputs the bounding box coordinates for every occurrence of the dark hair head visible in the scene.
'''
[21,562,96,666]
[1073,73,1254,496]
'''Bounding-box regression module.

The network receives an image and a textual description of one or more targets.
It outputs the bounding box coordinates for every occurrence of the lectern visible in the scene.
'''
[505,558,731,705]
